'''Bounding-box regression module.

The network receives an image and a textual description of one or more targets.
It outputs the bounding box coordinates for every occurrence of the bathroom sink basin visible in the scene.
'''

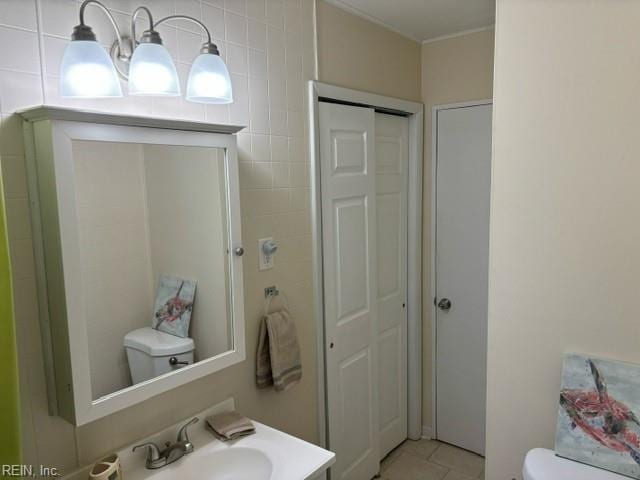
[185,448,272,480]
[139,447,273,480]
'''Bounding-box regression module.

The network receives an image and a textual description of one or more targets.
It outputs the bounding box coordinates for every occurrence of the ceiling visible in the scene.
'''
[325,0,496,43]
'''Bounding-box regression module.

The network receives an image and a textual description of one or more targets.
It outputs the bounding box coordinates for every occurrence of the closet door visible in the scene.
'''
[435,103,492,455]
[375,113,408,458]
[319,102,380,480]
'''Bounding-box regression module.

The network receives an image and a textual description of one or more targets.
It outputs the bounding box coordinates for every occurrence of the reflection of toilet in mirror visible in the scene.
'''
[124,275,197,384]
[124,327,195,384]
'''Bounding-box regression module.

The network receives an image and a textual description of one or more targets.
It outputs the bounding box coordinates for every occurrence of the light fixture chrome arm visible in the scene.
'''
[77,0,126,54]
[154,15,216,51]
[130,6,154,46]
[106,6,155,80]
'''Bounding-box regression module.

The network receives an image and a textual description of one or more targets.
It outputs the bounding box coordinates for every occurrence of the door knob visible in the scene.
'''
[234,247,245,256]
[437,298,452,311]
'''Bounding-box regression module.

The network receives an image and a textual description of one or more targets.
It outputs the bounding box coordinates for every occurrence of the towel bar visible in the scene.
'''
[264,286,279,298]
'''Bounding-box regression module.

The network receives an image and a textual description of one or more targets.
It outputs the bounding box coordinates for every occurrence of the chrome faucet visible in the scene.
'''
[132,417,199,469]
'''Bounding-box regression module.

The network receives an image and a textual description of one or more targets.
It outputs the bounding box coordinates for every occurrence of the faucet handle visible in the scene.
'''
[132,442,161,463]
[177,417,199,449]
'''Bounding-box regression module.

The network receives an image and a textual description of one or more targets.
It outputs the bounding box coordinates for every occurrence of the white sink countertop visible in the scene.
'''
[125,420,335,480]
[82,398,335,480]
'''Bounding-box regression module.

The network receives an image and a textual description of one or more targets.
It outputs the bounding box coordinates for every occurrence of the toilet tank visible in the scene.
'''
[124,327,195,384]
[523,449,628,480]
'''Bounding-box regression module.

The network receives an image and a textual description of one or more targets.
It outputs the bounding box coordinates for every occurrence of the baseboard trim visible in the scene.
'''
[421,425,434,439]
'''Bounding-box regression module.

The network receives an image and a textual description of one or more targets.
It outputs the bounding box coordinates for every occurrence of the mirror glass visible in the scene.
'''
[71,141,233,401]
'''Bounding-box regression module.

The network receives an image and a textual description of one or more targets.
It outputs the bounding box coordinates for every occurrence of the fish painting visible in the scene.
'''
[555,354,640,478]
[155,281,194,328]
[152,275,196,338]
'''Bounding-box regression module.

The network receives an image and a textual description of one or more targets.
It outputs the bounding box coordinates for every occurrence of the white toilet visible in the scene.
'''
[524,449,628,479]
[124,327,195,384]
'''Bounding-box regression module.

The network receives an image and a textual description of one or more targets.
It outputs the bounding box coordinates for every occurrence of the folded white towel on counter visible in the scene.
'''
[205,411,255,441]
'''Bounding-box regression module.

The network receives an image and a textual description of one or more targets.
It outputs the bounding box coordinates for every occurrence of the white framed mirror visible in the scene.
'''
[20,107,245,425]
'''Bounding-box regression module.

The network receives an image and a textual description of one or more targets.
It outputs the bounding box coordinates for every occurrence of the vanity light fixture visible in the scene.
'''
[60,0,233,104]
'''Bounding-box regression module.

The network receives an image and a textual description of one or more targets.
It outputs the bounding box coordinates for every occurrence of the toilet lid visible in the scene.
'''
[124,327,194,356]
[524,449,629,480]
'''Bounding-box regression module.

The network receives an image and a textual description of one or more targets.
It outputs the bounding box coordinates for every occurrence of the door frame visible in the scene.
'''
[431,99,493,440]
[308,81,424,449]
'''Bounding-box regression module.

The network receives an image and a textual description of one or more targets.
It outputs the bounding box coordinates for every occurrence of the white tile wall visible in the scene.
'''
[0,0,316,474]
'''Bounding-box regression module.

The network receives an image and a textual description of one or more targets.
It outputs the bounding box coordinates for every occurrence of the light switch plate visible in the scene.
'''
[259,237,274,270]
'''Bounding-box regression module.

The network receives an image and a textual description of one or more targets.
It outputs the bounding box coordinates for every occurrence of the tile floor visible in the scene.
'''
[380,439,485,480]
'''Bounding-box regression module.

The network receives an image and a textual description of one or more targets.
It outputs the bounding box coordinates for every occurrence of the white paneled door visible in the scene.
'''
[319,102,408,480]
[435,103,492,456]
[375,113,408,458]
[320,102,379,480]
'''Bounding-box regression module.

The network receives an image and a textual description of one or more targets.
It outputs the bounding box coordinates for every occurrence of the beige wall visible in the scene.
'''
[0,0,317,476]
[421,29,494,432]
[487,1,640,478]
[316,0,421,101]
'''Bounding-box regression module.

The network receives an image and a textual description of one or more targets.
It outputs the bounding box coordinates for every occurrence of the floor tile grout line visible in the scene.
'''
[385,439,485,479]
[428,442,442,461]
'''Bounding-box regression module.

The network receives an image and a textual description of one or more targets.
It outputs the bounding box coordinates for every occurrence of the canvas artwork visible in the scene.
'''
[152,275,196,338]
[555,353,640,478]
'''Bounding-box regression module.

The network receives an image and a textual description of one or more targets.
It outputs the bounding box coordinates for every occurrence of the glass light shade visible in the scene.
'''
[128,43,180,96]
[186,53,233,104]
[59,40,122,98]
